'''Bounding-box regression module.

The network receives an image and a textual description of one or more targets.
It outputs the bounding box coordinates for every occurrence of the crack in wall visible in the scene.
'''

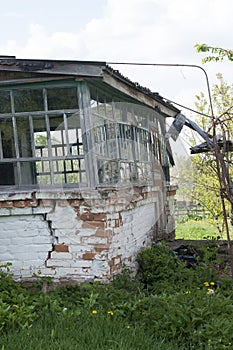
[42,201,58,263]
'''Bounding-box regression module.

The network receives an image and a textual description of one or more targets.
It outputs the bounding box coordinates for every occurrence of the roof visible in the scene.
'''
[0,56,180,118]
[190,139,233,154]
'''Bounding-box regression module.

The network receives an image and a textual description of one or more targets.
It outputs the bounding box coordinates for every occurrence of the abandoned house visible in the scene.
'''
[0,57,179,282]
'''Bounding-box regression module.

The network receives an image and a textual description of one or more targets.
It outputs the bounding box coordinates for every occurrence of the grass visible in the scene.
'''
[2,220,233,349]
[176,219,221,240]
[175,217,233,240]
[1,311,182,350]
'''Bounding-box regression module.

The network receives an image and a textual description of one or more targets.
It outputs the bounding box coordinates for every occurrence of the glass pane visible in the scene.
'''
[66,173,78,184]
[137,129,150,162]
[66,113,83,155]
[0,118,15,158]
[54,173,65,184]
[51,129,65,157]
[49,114,63,130]
[47,87,78,110]
[36,174,51,185]
[98,160,119,184]
[0,90,11,113]
[80,171,86,183]
[64,160,72,171]
[33,115,48,157]
[105,102,114,120]
[14,89,44,112]
[120,162,130,181]
[16,116,33,157]
[134,104,148,129]
[57,160,64,172]
[20,162,36,185]
[0,162,15,185]
[80,159,85,170]
[113,102,123,122]
[36,160,51,184]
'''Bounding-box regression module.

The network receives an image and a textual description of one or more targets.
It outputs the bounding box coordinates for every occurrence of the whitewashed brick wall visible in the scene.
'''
[0,213,52,279]
[0,185,175,282]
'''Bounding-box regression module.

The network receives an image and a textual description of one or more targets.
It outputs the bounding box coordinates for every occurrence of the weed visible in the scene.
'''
[2,242,233,349]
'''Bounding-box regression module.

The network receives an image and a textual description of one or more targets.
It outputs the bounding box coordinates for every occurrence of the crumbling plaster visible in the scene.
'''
[0,185,174,282]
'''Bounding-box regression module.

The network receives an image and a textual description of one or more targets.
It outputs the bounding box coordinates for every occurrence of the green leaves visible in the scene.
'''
[195,43,233,63]
[2,244,233,349]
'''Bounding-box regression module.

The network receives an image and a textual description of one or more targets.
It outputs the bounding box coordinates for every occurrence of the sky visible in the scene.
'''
[0,0,232,120]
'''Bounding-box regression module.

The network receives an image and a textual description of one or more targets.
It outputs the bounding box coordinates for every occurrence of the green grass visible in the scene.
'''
[1,311,183,350]
[2,237,233,349]
[175,218,228,240]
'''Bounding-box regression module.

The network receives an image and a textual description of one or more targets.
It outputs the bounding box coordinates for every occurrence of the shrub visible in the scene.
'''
[136,243,219,294]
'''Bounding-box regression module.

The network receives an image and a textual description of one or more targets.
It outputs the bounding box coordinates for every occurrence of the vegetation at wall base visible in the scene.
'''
[2,241,233,349]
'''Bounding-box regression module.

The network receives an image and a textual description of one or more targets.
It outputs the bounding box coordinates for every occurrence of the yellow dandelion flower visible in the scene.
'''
[210,282,215,286]
[107,311,114,316]
[126,325,131,329]
[204,282,210,287]
[92,310,97,315]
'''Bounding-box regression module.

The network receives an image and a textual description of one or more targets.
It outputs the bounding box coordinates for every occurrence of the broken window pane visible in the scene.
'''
[0,90,11,113]
[0,83,86,188]
[16,116,33,158]
[47,87,78,110]
[14,89,44,112]
[0,118,15,158]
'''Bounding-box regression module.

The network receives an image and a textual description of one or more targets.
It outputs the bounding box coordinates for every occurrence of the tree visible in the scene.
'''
[190,61,233,274]
[181,75,233,234]
[195,44,233,63]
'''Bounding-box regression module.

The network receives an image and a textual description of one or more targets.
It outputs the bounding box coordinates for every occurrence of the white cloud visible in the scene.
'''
[0,0,232,112]
[1,12,23,19]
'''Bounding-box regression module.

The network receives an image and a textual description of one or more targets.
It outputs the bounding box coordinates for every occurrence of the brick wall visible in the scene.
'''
[0,185,175,282]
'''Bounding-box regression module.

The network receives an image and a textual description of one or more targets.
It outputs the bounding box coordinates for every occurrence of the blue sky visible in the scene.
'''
[0,0,232,115]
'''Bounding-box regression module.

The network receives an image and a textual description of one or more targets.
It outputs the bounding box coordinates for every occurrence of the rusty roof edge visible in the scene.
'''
[0,57,180,114]
[0,57,106,76]
[0,57,106,66]
[104,64,180,114]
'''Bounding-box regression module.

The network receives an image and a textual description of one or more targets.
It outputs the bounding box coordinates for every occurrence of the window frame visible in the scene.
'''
[89,85,167,187]
[0,80,87,190]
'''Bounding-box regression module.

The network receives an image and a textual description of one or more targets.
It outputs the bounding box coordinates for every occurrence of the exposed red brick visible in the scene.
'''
[110,263,122,273]
[132,194,143,202]
[114,219,123,228]
[40,199,54,207]
[54,244,69,252]
[92,213,107,222]
[79,213,107,222]
[94,245,110,253]
[114,255,122,262]
[107,198,121,205]
[79,212,94,221]
[98,253,108,259]
[108,259,114,267]
[69,199,82,207]
[82,221,105,229]
[0,201,13,208]
[28,199,38,207]
[95,228,112,238]
[82,252,96,260]
[13,200,26,208]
